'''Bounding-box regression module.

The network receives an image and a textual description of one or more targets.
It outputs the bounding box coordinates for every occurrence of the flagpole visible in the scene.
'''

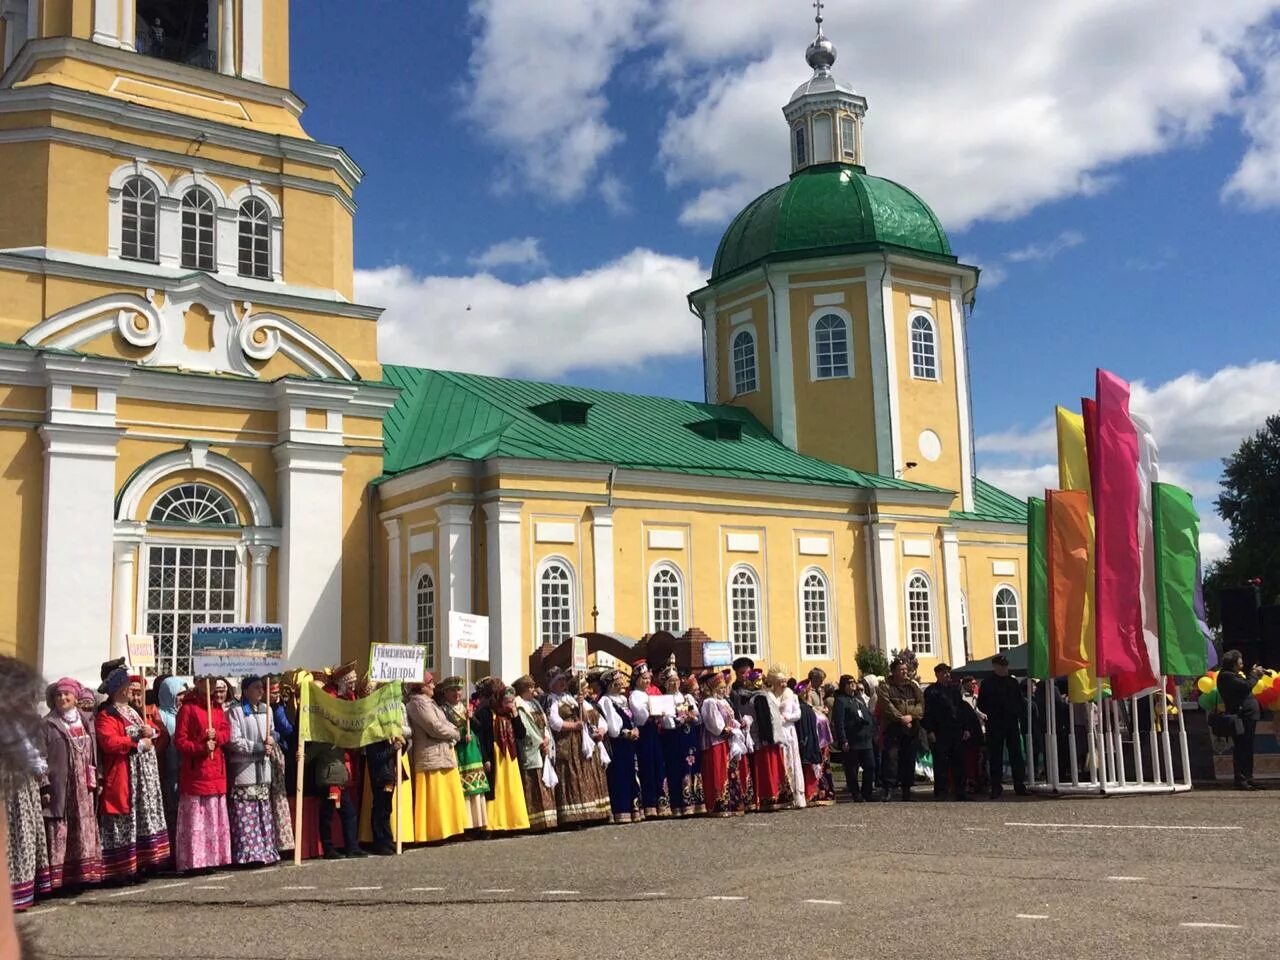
[1175,683,1191,790]
[394,744,403,856]
[1130,695,1144,787]
[1046,680,1059,793]
[1110,699,1126,787]
[1025,681,1036,788]
[1095,687,1109,793]
[1067,697,1080,786]
[293,683,306,867]
[1159,681,1176,790]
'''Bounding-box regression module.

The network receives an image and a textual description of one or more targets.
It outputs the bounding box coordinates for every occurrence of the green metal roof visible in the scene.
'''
[711,163,954,282]
[381,366,944,494]
[950,478,1027,525]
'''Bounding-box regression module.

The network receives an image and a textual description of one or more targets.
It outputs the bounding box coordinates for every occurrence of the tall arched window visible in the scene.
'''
[994,586,1021,651]
[143,482,241,675]
[812,312,851,379]
[415,570,436,668]
[237,197,272,279]
[728,566,762,659]
[538,559,574,645]
[650,563,684,634]
[794,123,808,167]
[800,569,831,658]
[909,314,938,380]
[732,328,757,395]
[180,187,216,271]
[905,572,934,656]
[121,176,158,263]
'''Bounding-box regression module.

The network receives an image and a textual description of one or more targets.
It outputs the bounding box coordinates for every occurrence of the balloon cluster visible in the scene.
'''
[1195,669,1280,713]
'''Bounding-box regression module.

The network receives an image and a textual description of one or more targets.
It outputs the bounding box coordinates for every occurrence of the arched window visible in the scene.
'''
[415,570,436,668]
[121,176,158,263]
[538,559,574,645]
[732,328,757,395]
[812,312,851,379]
[237,197,271,280]
[905,572,934,656]
[840,115,856,160]
[994,586,1021,651]
[728,566,762,659]
[650,563,684,634]
[909,314,938,380]
[794,123,808,167]
[800,569,831,658]
[180,187,216,271]
[148,482,238,525]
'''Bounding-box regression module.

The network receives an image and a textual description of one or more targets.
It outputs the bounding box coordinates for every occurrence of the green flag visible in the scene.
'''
[1026,497,1050,680]
[1152,483,1208,678]
[299,679,405,748]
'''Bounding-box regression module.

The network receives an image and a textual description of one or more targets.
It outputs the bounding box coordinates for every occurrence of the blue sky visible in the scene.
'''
[291,2,1280,557]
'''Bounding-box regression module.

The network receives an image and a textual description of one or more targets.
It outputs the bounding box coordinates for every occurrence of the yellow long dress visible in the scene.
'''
[486,748,530,832]
[412,767,469,843]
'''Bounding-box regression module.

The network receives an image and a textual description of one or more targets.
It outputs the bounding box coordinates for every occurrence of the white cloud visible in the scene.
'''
[1005,230,1086,264]
[651,1,1280,229]
[1223,30,1280,207]
[462,0,650,202]
[356,249,705,379]
[468,237,549,272]
[977,465,1060,502]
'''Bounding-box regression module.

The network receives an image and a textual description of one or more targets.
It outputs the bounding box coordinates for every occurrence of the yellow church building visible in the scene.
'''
[0,2,1027,686]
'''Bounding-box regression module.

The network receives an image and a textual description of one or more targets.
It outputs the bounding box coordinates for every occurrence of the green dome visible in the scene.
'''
[711,163,953,282]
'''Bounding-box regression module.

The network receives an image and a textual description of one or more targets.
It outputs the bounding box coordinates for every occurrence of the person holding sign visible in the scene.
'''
[173,677,232,872]
[629,661,671,819]
[657,664,705,817]
[405,675,468,843]
[226,676,280,866]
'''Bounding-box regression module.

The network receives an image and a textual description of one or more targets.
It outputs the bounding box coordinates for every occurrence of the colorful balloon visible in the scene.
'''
[1197,676,1214,694]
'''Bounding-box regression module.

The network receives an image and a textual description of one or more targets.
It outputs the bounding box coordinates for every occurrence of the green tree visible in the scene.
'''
[1209,414,1280,622]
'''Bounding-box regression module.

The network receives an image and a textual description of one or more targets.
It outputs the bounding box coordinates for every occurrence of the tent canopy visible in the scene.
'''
[955,643,1028,679]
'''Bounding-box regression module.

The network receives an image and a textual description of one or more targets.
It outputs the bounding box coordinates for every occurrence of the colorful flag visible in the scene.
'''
[1027,497,1050,680]
[1055,407,1098,702]
[1047,489,1091,676]
[1152,483,1210,677]
[1126,413,1161,696]
[1091,369,1146,685]
[299,679,406,748]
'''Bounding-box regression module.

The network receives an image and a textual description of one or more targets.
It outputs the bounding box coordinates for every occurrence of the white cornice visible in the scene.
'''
[0,248,382,321]
[0,126,357,215]
[951,519,1025,536]
[376,459,475,500]
[482,458,615,482]
[0,83,362,192]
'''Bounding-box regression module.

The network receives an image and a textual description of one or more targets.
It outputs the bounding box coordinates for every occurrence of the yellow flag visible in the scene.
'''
[1055,406,1097,703]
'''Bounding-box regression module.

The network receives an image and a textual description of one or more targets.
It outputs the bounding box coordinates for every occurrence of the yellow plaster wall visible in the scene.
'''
[0,142,50,251]
[282,187,354,299]
[715,296,771,427]
[262,0,289,88]
[957,533,1027,663]
[0,425,44,664]
[788,278,879,474]
[892,281,963,496]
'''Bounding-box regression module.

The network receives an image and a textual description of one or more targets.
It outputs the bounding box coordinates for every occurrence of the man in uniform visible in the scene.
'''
[978,654,1029,798]
[922,664,976,801]
[876,657,924,801]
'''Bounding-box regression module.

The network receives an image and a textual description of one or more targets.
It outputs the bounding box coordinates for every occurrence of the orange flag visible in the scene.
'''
[1047,489,1092,676]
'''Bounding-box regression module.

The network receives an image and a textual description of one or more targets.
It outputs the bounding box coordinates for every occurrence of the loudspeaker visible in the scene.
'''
[1219,586,1261,644]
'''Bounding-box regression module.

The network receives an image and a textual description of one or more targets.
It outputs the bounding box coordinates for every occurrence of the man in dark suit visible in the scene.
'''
[1217,649,1264,790]
[923,664,978,801]
[978,654,1029,798]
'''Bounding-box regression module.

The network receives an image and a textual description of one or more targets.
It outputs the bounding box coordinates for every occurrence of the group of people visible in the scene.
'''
[6,650,1042,913]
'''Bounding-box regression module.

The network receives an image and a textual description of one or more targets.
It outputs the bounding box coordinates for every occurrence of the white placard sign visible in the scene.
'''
[126,634,156,670]
[448,611,490,661]
[648,694,676,718]
[369,643,428,682]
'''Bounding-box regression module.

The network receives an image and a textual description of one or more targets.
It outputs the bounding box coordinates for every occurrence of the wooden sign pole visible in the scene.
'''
[205,677,215,754]
[293,730,305,867]
[394,744,403,856]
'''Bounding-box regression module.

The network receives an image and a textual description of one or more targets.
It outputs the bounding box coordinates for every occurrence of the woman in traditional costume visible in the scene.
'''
[438,677,488,832]
[264,678,295,855]
[748,669,793,811]
[699,671,747,817]
[795,680,836,805]
[153,677,185,841]
[773,670,807,810]
[472,682,530,832]
[406,675,468,843]
[5,733,49,911]
[513,675,558,832]
[96,666,170,881]
[545,669,611,826]
[628,662,670,818]
[226,676,279,866]
[40,678,102,892]
[598,670,643,823]
[658,665,704,817]
[173,676,232,872]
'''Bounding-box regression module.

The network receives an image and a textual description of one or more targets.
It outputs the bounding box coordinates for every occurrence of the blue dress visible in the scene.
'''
[602,696,642,823]
[633,692,671,818]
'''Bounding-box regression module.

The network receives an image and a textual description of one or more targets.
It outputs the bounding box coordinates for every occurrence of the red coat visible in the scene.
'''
[174,700,231,796]
[95,706,140,816]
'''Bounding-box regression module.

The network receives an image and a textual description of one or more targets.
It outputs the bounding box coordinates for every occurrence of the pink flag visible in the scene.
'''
[1129,412,1161,695]
[1090,370,1147,687]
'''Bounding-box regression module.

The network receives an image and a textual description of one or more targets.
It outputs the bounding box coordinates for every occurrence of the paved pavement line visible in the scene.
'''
[1180,922,1242,929]
[105,887,144,898]
[1016,914,1050,920]
[22,907,57,917]
[479,888,515,893]
[193,885,226,890]
[346,886,383,891]
[1106,876,1146,882]
[409,887,444,892]
[706,895,747,901]
[540,890,580,895]
[1005,822,1242,831]
[282,885,317,890]
[803,899,844,905]
[205,873,232,880]
[637,891,668,897]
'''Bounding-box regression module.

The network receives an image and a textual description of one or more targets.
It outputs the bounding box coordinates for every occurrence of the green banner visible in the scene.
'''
[1152,483,1208,678]
[298,680,405,748]
[1026,497,1050,680]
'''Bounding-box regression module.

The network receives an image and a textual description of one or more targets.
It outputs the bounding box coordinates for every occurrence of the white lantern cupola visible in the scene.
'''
[783,2,868,174]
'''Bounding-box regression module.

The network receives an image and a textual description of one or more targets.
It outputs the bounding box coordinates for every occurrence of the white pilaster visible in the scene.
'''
[436,505,474,679]
[91,0,118,47]
[118,0,135,50]
[941,530,966,666]
[273,443,346,668]
[768,270,797,449]
[156,196,181,268]
[701,296,717,403]
[880,266,902,477]
[590,506,615,633]
[110,530,142,661]
[215,205,238,277]
[382,518,403,644]
[247,542,272,623]
[240,0,264,80]
[865,263,894,477]
[950,276,975,512]
[218,0,235,76]
[484,501,523,682]
[870,521,899,655]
